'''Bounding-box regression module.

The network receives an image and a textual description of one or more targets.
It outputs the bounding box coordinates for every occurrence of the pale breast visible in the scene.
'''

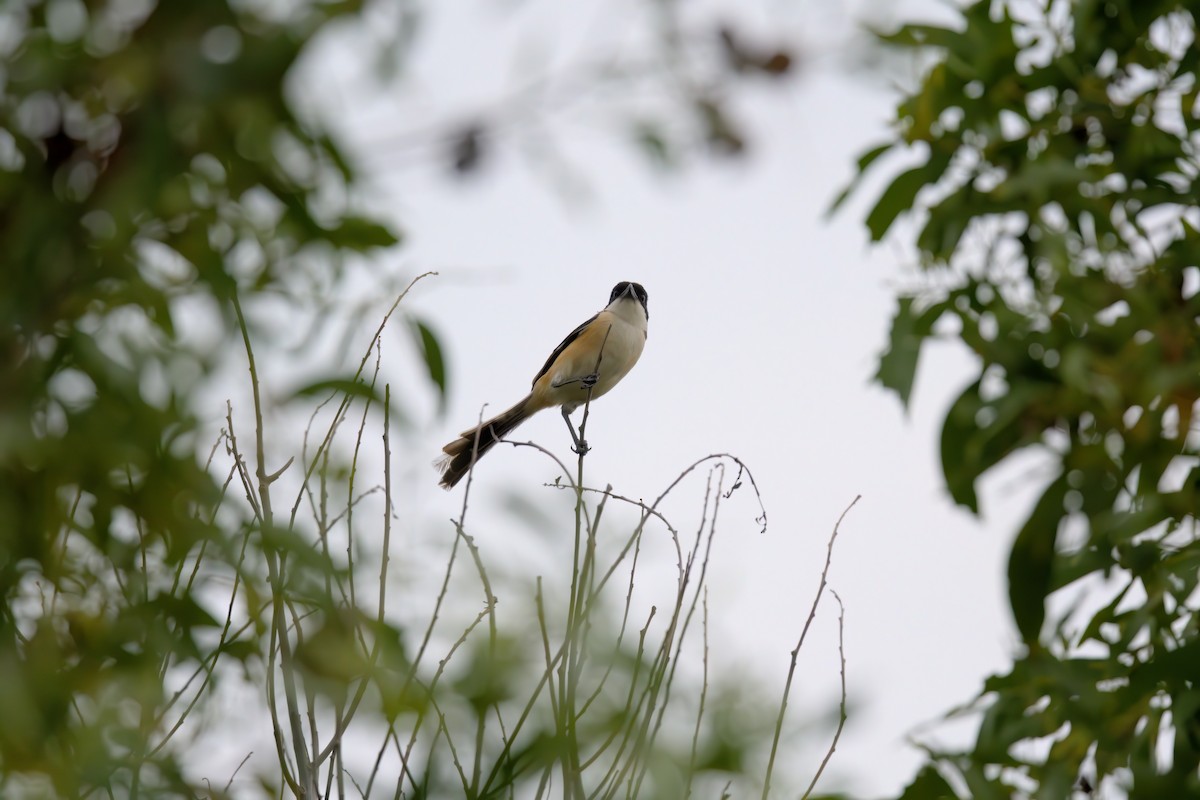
[544,313,645,411]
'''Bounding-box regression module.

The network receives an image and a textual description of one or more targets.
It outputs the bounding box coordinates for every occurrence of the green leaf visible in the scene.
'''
[323,215,403,250]
[295,615,369,682]
[940,377,1047,513]
[218,639,261,662]
[1048,543,1113,596]
[157,593,220,630]
[864,148,952,241]
[1129,640,1200,694]
[633,122,674,168]
[827,141,894,216]
[285,377,384,404]
[916,184,973,259]
[975,684,1049,763]
[895,764,960,799]
[410,318,447,410]
[940,379,985,511]
[991,158,1096,204]
[876,296,943,409]
[1008,473,1068,647]
[874,23,965,50]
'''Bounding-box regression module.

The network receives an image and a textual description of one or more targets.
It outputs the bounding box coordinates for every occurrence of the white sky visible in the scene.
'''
[252,0,1059,795]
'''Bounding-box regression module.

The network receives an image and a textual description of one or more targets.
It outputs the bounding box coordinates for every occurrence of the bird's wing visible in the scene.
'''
[531,313,598,388]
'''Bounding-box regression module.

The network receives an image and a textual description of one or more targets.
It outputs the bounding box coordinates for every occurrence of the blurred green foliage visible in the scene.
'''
[1,1,805,797]
[845,0,1200,796]
[1,0,396,795]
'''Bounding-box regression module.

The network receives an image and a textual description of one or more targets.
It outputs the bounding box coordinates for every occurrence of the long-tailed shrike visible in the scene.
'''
[437,281,649,489]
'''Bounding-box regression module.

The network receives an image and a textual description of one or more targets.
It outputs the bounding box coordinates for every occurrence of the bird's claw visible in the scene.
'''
[580,373,599,389]
[572,439,591,456]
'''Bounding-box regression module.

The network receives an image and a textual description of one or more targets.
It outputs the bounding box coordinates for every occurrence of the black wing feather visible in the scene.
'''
[531,313,598,387]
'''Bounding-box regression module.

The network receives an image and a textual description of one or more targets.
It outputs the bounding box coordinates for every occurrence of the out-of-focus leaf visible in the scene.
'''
[1129,640,1200,694]
[696,97,746,156]
[841,0,1200,795]
[634,122,674,168]
[864,149,951,241]
[285,376,384,404]
[218,639,261,662]
[452,635,525,714]
[295,612,368,683]
[940,378,1047,513]
[410,318,447,410]
[451,123,486,174]
[876,296,942,409]
[939,379,985,511]
[1008,473,1068,646]
[716,24,792,77]
[323,215,402,250]
[873,23,965,50]
[916,184,977,259]
[828,141,894,215]
[895,764,960,799]
[156,593,221,630]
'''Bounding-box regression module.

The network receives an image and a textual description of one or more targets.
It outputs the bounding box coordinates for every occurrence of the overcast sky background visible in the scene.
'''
[242,0,1059,795]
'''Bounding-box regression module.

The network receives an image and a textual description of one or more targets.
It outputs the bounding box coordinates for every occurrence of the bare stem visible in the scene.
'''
[761,494,859,800]
[232,291,314,798]
[684,588,711,800]
[802,589,848,800]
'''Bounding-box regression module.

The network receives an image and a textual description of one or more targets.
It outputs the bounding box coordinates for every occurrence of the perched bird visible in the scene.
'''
[436,281,649,489]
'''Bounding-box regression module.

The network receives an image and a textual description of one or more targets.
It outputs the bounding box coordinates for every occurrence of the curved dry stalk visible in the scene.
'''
[228,293,314,797]
[761,494,860,800]
[149,609,262,758]
[801,589,848,800]
[312,385,398,768]
[589,453,766,607]
[471,437,770,800]
[287,271,437,523]
[535,578,562,724]
[399,602,496,779]
[569,486,678,542]
[626,464,728,798]
[590,606,658,800]
[575,509,646,724]
[684,588,710,800]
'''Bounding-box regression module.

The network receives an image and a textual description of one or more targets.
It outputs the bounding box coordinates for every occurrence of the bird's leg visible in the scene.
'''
[562,406,589,455]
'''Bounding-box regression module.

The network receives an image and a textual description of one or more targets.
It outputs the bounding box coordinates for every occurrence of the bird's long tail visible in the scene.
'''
[436,396,533,489]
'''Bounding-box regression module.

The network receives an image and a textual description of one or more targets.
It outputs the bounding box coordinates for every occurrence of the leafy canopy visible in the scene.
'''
[844,0,1200,797]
